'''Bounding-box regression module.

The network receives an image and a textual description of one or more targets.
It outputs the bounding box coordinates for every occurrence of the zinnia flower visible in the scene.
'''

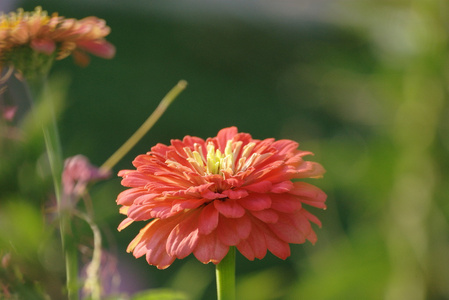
[0,6,115,81]
[117,127,326,269]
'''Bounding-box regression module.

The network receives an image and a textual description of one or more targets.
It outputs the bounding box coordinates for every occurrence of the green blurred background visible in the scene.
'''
[1,0,449,299]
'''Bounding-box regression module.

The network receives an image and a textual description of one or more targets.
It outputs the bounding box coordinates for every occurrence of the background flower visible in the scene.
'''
[117,126,326,269]
[0,6,115,83]
[62,154,111,198]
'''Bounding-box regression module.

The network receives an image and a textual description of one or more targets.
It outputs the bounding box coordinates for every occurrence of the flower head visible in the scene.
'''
[117,127,326,269]
[0,7,115,82]
[62,155,111,198]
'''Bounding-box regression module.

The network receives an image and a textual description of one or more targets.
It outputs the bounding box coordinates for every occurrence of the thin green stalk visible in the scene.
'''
[215,247,236,300]
[75,210,102,300]
[35,78,78,300]
[43,127,79,299]
[100,80,187,172]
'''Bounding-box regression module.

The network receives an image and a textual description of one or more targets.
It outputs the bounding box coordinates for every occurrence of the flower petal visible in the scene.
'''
[270,193,302,213]
[270,181,293,193]
[239,193,271,211]
[243,180,272,193]
[127,218,176,269]
[236,220,267,260]
[76,39,116,58]
[171,197,207,212]
[265,230,291,260]
[216,214,251,246]
[295,161,326,179]
[116,188,148,206]
[214,199,245,218]
[214,127,238,151]
[117,217,134,231]
[193,234,229,264]
[289,181,327,209]
[221,189,248,199]
[167,213,200,259]
[250,209,278,223]
[198,203,219,235]
[30,38,56,54]
[268,213,307,244]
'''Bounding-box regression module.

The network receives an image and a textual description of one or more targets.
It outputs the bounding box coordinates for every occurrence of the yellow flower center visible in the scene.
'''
[180,140,269,177]
[0,7,53,30]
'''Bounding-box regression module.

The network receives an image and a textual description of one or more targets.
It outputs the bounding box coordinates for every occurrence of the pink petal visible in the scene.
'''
[236,220,267,260]
[76,39,116,58]
[221,189,248,199]
[133,193,160,205]
[270,139,299,156]
[264,230,291,260]
[167,213,200,259]
[31,38,56,54]
[133,217,179,269]
[216,214,251,246]
[72,50,90,67]
[149,204,175,219]
[120,171,150,188]
[171,197,207,212]
[171,139,189,158]
[295,161,326,178]
[291,210,318,244]
[302,209,322,227]
[243,180,272,193]
[214,126,238,151]
[250,209,279,223]
[2,106,17,121]
[270,181,293,193]
[214,199,245,218]
[150,143,171,157]
[116,188,147,206]
[146,248,176,270]
[289,182,327,209]
[239,193,271,211]
[193,234,229,264]
[270,194,302,213]
[268,213,307,244]
[246,160,284,183]
[127,204,155,221]
[182,135,206,149]
[117,217,134,231]
[252,138,275,154]
[198,203,219,235]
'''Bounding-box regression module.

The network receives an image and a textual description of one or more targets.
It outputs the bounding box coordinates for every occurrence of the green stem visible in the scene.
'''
[216,247,236,300]
[100,80,187,172]
[37,80,78,300]
[74,210,102,300]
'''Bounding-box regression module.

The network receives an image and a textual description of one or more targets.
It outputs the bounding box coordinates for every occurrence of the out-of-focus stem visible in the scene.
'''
[36,78,78,300]
[44,128,78,299]
[75,210,102,300]
[100,80,187,172]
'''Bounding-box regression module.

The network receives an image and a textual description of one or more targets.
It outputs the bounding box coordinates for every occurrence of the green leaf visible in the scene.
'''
[131,289,189,300]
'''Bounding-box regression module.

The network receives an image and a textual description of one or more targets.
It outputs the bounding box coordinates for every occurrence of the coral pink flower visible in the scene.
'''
[117,127,326,269]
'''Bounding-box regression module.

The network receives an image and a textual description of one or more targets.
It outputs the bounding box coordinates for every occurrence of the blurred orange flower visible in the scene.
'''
[0,6,115,77]
[117,127,327,269]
